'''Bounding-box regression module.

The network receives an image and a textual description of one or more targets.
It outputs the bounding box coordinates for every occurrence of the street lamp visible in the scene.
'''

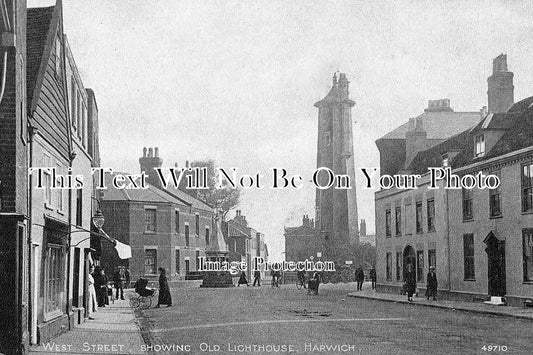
[92,209,105,230]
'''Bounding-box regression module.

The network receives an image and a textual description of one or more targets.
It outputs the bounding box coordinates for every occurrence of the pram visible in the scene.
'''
[129,278,156,309]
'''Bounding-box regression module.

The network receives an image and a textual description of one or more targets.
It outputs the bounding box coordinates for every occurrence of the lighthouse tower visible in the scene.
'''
[314,73,359,261]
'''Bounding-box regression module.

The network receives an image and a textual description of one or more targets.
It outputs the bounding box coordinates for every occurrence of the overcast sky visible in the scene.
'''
[29,0,533,259]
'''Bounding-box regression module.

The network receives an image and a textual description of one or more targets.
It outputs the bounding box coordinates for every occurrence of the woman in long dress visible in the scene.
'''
[155,267,172,308]
[87,266,98,319]
[237,271,249,286]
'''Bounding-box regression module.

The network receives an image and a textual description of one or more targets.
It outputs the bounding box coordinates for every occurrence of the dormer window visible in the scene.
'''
[475,134,485,157]
[442,154,449,167]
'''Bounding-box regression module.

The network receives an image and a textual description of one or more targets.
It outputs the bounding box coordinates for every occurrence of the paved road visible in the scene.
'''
[136,282,533,355]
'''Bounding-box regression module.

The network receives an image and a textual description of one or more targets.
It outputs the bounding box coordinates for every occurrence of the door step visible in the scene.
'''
[484,296,506,305]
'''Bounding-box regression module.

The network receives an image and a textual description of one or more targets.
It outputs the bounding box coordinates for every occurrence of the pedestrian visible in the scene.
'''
[94,267,109,307]
[297,269,306,289]
[355,265,365,291]
[426,266,438,300]
[238,271,249,286]
[307,272,320,295]
[87,266,97,320]
[155,267,172,308]
[125,268,131,289]
[252,270,261,287]
[114,266,126,300]
[370,266,377,290]
[404,264,416,302]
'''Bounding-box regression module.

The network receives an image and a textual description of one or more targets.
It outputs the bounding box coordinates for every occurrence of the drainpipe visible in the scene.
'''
[445,188,451,293]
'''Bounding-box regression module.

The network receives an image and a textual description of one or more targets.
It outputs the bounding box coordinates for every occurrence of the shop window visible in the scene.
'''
[45,244,65,317]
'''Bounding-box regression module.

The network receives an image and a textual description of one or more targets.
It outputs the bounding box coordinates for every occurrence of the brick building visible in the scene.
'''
[100,148,215,281]
[222,210,268,280]
[376,55,533,307]
[284,215,317,262]
[0,0,28,353]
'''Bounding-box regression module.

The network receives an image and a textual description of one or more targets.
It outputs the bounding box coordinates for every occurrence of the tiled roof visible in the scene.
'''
[27,6,54,110]
[101,173,191,206]
[378,111,483,140]
[284,225,316,236]
[407,96,533,174]
[160,186,213,212]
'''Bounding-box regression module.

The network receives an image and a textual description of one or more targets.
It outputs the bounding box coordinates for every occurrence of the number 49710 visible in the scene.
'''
[481,345,507,352]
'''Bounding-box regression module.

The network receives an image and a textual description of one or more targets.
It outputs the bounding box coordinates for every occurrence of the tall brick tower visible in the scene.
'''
[314,73,359,262]
[487,54,514,113]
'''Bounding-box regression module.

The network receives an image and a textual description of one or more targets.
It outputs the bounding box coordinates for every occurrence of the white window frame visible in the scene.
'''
[475,134,485,157]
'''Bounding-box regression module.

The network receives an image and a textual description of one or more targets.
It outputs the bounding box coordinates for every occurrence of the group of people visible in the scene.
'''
[403,264,438,302]
[87,265,131,320]
[87,264,173,319]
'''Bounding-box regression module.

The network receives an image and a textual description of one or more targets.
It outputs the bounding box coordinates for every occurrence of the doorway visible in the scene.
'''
[403,245,416,279]
[484,232,506,296]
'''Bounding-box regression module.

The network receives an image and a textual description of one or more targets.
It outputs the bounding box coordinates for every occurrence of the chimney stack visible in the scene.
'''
[487,54,514,113]
[404,117,428,169]
[139,147,163,188]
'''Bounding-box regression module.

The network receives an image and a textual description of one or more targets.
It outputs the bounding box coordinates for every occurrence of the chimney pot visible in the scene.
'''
[155,147,159,157]
[143,147,147,157]
[148,147,153,157]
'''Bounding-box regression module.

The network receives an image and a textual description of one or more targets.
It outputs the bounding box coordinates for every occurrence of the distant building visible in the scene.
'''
[375,55,533,307]
[359,219,375,246]
[223,210,268,280]
[284,215,317,261]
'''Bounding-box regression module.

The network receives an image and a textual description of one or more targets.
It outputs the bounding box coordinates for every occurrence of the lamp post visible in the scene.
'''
[92,209,105,230]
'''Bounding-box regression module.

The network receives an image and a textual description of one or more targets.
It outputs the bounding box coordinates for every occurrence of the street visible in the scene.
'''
[135,282,533,355]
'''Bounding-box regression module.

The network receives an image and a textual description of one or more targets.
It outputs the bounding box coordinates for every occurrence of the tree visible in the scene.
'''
[180,159,240,219]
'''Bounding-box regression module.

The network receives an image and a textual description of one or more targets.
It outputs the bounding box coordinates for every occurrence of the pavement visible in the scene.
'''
[29,296,146,355]
[347,286,533,320]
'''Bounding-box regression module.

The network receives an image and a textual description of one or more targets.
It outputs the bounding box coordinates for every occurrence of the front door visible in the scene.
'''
[403,246,416,279]
[485,233,506,296]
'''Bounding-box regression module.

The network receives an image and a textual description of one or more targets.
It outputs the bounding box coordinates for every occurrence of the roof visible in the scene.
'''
[284,225,316,236]
[227,220,252,238]
[378,111,483,141]
[407,96,533,174]
[27,6,55,110]
[160,186,213,212]
[100,173,191,206]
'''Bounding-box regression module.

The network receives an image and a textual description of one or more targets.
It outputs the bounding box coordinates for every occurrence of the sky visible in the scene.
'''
[29,0,533,260]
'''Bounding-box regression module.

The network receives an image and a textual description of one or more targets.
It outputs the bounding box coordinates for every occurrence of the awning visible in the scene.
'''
[34,221,132,260]
[98,228,132,260]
